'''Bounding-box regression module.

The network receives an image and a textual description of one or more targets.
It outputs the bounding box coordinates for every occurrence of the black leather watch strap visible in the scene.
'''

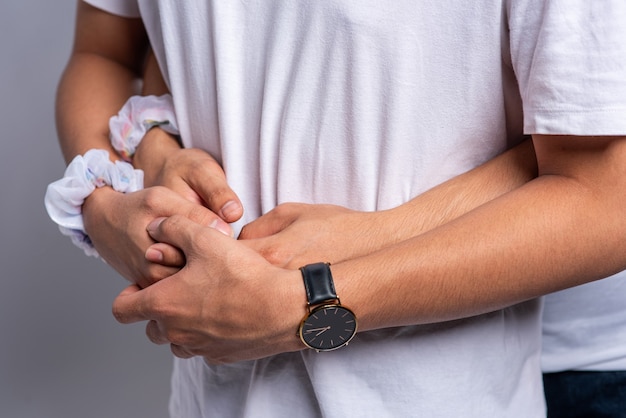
[300,262,337,305]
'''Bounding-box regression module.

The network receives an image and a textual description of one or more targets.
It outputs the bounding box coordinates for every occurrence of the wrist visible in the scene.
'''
[82,186,117,235]
[266,268,310,351]
[44,149,144,257]
[109,94,179,162]
[327,259,376,334]
[133,127,182,186]
[295,263,357,352]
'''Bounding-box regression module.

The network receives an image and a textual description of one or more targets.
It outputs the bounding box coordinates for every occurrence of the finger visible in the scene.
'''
[170,344,195,359]
[146,215,210,253]
[144,186,233,236]
[238,217,282,240]
[145,242,185,267]
[184,205,234,237]
[137,258,182,288]
[185,159,244,223]
[239,236,296,269]
[162,176,205,205]
[145,320,169,345]
[238,205,295,240]
[112,284,151,324]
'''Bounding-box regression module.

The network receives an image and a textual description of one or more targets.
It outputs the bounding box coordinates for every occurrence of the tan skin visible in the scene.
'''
[61,2,626,363]
[116,135,626,364]
[58,2,243,288]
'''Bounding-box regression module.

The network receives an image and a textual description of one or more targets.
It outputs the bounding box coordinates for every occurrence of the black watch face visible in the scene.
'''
[300,305,357,351]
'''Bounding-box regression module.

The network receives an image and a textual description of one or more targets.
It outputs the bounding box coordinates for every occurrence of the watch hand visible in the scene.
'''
[316,327,331,336]
[305,326,331,335]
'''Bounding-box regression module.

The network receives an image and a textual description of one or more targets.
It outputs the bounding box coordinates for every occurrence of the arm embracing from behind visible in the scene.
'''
[336,135,626,329]
[114,134,626,363]
[238,138,538,269]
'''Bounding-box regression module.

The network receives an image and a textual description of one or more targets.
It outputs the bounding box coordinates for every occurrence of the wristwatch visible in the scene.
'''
[298,262,357,352]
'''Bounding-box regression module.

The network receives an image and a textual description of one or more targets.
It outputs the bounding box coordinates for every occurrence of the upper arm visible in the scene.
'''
[73,0,149,76]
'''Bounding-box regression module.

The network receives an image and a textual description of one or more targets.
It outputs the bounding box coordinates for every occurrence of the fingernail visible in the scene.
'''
[219,200,242,222]
[145,247,164,262]
[210,218,234,237]
[147,217,166,232]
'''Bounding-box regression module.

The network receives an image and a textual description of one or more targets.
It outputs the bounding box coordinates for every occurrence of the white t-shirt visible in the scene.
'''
[84,0,626,416]
[542,273,626,372]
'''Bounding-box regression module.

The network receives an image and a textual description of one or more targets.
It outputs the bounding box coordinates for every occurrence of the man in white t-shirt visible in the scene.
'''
[50,1,626,417]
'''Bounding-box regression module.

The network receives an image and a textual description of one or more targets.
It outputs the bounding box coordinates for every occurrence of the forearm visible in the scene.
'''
[55,2,149,163]
[55,5,180,205]
[56,53,141,162]
[132,51,183,184]
[334,136,626,331]
[112,136,626,363]
[375,139,537,245]
[239,139,538,268]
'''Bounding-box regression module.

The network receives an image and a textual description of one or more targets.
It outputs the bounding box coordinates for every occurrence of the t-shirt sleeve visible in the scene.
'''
[82,0,140,18]
[508,0,626,136]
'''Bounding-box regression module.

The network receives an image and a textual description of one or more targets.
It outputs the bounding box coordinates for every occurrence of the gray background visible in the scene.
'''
[0,2,172,417]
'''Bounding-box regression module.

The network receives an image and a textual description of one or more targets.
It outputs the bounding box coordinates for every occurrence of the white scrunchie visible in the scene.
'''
[109,94,180,161]
[44,149,144,257]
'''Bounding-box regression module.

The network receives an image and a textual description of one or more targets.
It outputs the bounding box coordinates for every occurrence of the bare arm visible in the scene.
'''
[54,2,241,286]
[336,135,626,328]
[56,1,149,162]
[113,134,626,363]
[239,139,537,268]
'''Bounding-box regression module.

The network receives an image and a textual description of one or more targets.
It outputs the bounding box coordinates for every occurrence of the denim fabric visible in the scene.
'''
[543,371,626,418]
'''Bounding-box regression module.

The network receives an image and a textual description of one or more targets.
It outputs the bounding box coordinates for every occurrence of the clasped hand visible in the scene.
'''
[102,135,389,362]
[112,215,304,363]
[111,201,380,363]
[83,135,243,288]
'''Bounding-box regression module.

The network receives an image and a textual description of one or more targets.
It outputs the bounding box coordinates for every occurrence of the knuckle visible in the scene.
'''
[141,186,168,211]
[144,288,171,319]
[162,214,188,233]
[172,149,217,177]
[142,264,176,283]
[186,205,217,227]
[261,247,282,265]
[163,148,199,172]
[145,320,165,344]
[188,153,214,173]
[112,304,129,324]
[170,344,194,359]
[273,202,298,217]
[258,244,291,267]
[166,330,193,347]
[201,185,231,206]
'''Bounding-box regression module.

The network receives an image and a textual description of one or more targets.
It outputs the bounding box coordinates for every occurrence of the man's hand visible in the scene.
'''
[238,203,386,269]
[238,140,538,270]
[83,186,235,288]
[112,216,305,363]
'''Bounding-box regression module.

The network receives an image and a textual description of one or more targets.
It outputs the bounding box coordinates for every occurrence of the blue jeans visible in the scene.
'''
[543,371,626,418]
